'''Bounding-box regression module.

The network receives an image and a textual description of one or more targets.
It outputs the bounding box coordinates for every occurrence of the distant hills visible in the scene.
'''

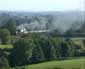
[0,11,85,34]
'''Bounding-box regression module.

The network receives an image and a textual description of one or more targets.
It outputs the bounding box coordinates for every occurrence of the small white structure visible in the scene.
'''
[20,28,28,33]
[16,28,28,34]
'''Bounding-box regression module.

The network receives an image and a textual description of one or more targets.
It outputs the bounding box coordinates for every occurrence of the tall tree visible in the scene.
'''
[9,37,34,66]
[0,28,11,44]
[4,19,16,35]
[30,38,45,63]
[0,49,10,69]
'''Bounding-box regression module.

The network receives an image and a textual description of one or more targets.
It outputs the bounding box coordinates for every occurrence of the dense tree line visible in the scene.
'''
[9,34,82,67]
[0,18,16,44]
[0,28,11,44]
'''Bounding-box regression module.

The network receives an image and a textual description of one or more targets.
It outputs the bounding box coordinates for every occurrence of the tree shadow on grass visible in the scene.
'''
[47,67,81,69]
[47,67,64,69]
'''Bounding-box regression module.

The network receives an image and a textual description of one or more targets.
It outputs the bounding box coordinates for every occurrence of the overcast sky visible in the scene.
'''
[0,0,84,12]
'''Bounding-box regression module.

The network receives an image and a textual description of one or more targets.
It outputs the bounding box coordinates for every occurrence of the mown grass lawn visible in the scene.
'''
[13,58,85,69]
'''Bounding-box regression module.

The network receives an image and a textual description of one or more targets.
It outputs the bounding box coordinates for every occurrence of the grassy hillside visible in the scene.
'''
[71,38,84,46]
[71,38,85,52]
[13,58,85,69]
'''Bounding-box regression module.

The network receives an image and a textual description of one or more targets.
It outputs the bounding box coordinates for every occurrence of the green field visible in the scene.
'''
[0,44,13,49]
[14,58,85,69]
[71,38,84,46]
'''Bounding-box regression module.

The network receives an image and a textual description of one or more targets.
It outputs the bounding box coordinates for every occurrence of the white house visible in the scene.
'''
[16,23,50,34]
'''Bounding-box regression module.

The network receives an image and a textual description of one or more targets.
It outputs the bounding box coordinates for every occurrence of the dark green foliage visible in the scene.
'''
[0,49,10,69]
[0,28,11,44]
[9,34,82,67]
[9,35,61,66]
[58,39,78,58]
[65,39,79,57]
[3,19,16,35]
[30,37,45,63]
[9,37,34,66]
[48,37,63,59]
[83,39,85,48]
[42,37,58,60]
[30,44,45,63]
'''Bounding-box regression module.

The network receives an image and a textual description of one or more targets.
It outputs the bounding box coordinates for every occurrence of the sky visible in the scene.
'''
[0,0,84,12]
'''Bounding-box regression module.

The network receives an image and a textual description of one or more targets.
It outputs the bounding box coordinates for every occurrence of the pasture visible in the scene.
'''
[13,58,85,69]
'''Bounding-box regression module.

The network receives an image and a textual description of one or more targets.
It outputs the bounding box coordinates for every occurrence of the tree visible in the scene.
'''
[0,49,10,69]
[0,28,11,44]
[62,39,77,58]
[4,19,16,35]
[49,37,63,59]
[37,36,57,61]
[30,38,45,63]
[9,37,34,66]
